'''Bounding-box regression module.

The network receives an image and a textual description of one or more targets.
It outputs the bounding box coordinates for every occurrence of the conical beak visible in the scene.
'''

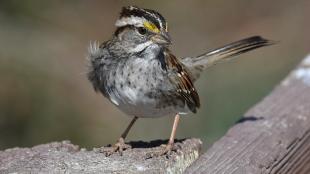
[151,32,172,45]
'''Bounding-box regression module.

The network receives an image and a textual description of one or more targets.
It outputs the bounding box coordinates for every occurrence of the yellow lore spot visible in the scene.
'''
[143,22,160,33]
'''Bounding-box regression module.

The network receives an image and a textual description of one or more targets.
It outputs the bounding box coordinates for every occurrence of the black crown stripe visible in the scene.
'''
[120,6,167,30]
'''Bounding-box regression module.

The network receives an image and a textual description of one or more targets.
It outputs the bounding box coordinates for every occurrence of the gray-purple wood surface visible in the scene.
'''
[185,55,310,174]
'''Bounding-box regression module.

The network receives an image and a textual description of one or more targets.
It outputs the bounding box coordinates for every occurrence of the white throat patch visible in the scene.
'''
[129,41,153,53]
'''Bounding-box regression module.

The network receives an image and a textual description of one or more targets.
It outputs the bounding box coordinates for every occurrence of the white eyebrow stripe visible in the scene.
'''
[115,16,146,27]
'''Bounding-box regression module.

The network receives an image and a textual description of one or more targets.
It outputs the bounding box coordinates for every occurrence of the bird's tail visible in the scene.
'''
[182,36,275,80]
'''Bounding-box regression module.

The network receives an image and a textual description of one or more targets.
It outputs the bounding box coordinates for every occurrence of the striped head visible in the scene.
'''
[116,6,168,33]
[114,6,171,53]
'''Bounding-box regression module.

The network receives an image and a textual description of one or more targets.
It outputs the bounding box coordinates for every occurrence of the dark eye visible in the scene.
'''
[137,27,147,35]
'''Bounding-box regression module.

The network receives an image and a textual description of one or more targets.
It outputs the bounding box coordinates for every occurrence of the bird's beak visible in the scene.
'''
[151,32,172,45]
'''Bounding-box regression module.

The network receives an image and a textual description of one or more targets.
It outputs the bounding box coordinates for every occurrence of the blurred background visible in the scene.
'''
[0,0,309,151]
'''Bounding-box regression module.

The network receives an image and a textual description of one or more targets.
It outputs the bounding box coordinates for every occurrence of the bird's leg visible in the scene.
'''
[106,116,138,156]
[145,114,180,159]
[161,113,180,155]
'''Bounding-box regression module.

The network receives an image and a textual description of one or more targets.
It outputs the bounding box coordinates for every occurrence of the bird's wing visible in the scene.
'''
[164,50,200,113]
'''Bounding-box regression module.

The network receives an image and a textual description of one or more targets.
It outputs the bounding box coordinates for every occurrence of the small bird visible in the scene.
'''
[87,6,273,155]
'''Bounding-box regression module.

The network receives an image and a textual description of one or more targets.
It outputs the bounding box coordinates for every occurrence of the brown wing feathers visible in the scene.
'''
[165,51,200,113]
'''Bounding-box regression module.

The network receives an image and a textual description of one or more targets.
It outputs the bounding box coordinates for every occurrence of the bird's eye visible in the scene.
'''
[137,27,147,35]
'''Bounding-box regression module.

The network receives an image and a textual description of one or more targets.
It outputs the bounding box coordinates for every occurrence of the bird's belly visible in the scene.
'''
[109,86,183,118]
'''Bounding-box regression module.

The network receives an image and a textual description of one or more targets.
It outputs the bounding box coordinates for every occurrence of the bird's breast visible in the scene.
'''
[104,57,182,117]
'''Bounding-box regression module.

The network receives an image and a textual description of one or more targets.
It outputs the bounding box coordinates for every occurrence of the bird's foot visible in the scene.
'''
[146,143,179,159]
[101,138,131,156]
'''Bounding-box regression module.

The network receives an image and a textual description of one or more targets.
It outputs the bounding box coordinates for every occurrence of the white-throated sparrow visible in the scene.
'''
[87,6,273,156]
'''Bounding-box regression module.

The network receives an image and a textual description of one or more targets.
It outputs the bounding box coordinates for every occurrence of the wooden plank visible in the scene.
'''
[0,138,202,174]
[185,55,310,174]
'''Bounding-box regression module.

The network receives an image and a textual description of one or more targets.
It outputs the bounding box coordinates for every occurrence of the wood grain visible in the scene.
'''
[185,55,310,174]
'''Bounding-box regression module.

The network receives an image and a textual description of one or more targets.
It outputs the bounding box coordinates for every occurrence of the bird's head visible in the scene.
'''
[114,6,171,53]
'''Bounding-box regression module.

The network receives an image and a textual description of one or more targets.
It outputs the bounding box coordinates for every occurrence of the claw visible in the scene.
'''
[145,143,178,159]
[160,143,173,156]
[102,138,131,156]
